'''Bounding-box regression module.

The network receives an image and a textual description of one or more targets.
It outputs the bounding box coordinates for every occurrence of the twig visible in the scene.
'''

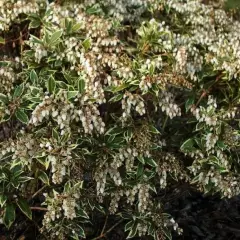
[105,219,123,235]
[30,207,48,211]
[30,185,47,200]
[101,215,109,235]
[162,115,168,131]
[192,89,208,110]
[91,219,123,240]
[192,73,223,110]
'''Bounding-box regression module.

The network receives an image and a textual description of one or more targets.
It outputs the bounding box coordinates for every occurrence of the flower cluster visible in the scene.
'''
[0,67,16,95]
[138,183,151,213]
[62,197,77,220]
[42,183,82,236]
[159,91,181,119]
[191,96,218,127]
[121,92,146,121]
[83,0,150,21]
[157,152,187,189]
[0,0,44,30]
[1,0,240,239]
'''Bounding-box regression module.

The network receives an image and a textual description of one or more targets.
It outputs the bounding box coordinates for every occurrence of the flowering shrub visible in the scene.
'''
[0,0,240,239]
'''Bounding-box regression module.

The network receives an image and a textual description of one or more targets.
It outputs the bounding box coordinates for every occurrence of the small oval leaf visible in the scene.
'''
[49,30,62,46]
[30,69,38,84]
[145,158,158,167]
[47,76,56,94]
[78,78,85,93]
[13,84,24,99]
[38,170,50,185]
[15,109,29,124]
[67,91,78,100]
[3,203,16,229]
[17,198,32,220]
[0,93,8,104]
[180,138,194,152]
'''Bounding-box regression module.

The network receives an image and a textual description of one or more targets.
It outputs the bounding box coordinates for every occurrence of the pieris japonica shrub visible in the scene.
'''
[0,0,240,239]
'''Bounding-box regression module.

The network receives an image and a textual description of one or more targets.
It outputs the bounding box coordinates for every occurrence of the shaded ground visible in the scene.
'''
[167,187,240,240]
[1,185,240,240]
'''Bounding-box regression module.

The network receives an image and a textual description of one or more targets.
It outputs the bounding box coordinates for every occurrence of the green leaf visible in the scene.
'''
[94,204,106,214]
[127,222,138,239]
[17,198,32,220]
[18,176,34,183]
[109,93,123,102]
[13,84,24,98]
[36,155,50,170]
[67,91,78,100]
[194,138,203,149]
[217,141,226,150]
[149,184,157,194]
[162,228,172,240]
[129,85,138,92]
[149,64,155,75]
[15,109,29,124]
[55,59,62,67]
[180,138,194,152]
[113,83,129,93]
[65,18,73,34]
[52,128,60,142]
[225,0,240,9]
[0,61,11,67]
[125,221,134,232]
[145,158,158,167]
[28,97,41,103]
[0,93,8,104]
[78,78,85,93]
[148,223,155,236]
[29,19,41,28]
[56,81,68,89]
[49,30,62,46]
[0,37,5,44]
[149,125,160,134]
[63,72,73,84]
[47,76,56,94]
[124,128,133,142]
[105,127,123,136]
[216,124,222,135]
[72,23,81,32]
[30,69,38,84]
[78,226,86,238]
[136,163,144,178]
[64,181,72,193]
[38,170,50,185]
[82,38,91,50]
[68,85,75,91]
[30,35,43,45]
[86,4,102,14]
[61,132,71,143]
[0,195,7,207]
[137,156,145,164]
[195,122,204,131]
[107,134,115,143]
[185,97,195,112]
[77,208,89,219]
[209,156,219,165]
[3,203,16,229]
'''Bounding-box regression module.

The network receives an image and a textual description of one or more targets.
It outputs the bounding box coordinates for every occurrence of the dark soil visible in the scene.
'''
[1,185,240,240]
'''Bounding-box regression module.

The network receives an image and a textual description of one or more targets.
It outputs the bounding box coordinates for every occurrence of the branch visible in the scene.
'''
[30,207,48,211]
[91,219,123,240]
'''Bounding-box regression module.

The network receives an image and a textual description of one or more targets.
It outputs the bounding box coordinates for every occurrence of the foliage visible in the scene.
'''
[0,0,240,239]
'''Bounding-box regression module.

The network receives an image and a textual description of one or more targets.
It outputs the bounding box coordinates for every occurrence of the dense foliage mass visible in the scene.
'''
[0,0,240,239]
